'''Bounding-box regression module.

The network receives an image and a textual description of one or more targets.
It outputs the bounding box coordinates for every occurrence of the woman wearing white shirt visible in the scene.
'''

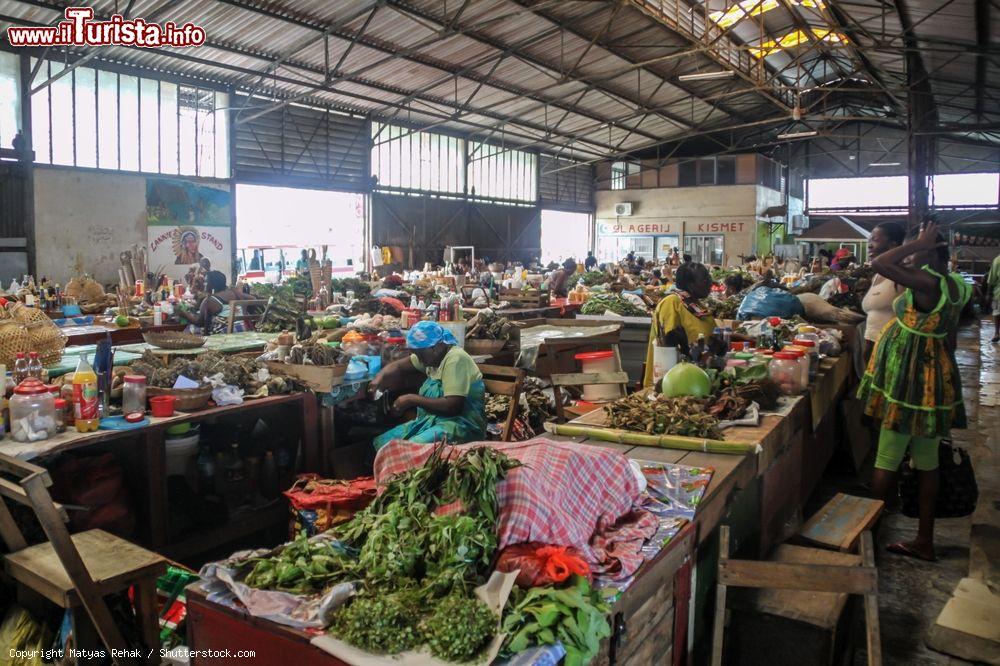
[861,222,906,360]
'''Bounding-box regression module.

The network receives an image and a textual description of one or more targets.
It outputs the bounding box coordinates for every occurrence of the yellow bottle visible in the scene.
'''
[72,352,99,433]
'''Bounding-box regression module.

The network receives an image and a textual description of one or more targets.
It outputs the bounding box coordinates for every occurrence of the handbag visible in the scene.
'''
[900,439,978,518]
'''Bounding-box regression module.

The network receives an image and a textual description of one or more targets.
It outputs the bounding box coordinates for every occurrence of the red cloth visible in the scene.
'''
[589,509,660,580]
[374,437,651,578]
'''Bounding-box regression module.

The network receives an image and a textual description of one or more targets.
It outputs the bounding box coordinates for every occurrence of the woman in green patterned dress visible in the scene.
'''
[857,221,970,561]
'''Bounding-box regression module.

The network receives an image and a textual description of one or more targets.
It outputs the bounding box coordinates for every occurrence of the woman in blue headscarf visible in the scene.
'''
[370,321,487,450]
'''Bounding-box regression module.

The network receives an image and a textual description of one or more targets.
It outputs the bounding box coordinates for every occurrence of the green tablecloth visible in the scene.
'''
[47,345,143,378]
[48,332,278,378]
[115,332,279,357]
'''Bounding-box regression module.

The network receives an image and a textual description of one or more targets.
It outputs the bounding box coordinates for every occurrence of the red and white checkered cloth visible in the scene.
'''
[374,437,652,580]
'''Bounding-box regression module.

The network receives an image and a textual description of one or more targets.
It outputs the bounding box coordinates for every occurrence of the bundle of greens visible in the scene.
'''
[569,271,611,289]
[580,294,646,317]
[501,576,611,666]
[250,283,306,333]
[329,277,372,300]
[240,533,354,594]
[327,445,521,659]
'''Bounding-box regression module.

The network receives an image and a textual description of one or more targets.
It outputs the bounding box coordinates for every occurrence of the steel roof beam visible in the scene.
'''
[217,0,666,142]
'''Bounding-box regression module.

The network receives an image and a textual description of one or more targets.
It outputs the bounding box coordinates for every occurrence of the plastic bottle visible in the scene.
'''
[757,319,774,351]
[12,353,28,385]
[26,352,42,379]
[72,352,100,433]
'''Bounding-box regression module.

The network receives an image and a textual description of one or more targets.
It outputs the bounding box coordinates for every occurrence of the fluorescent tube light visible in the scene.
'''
[776,130,818,140]
[868,162,901,167]
[678,70,735,82]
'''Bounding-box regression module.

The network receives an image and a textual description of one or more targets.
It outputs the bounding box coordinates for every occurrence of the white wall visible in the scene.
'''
[34,167,149,285]
[595,185,761,263]
[33,166,230,286]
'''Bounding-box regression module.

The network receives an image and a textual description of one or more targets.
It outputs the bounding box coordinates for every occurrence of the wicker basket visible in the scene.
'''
[0,303,66,368]
[463,338,506,356]
[147,385,213,411]
[143,331,207,350]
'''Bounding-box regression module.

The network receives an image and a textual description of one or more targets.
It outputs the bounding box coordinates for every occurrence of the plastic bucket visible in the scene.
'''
[149,395,176,417]
[574,350,619,402]
[165,431,200,477]
[652,345,678,385]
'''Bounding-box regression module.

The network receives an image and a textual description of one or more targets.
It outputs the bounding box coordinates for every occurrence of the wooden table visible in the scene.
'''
[7,393,318,562]
[60,322,185,347]
[116,331,279,363]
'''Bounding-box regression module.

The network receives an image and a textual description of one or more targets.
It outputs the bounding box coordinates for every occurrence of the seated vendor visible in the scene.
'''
[371,321,487,450]
[175,270,246,335]
[643,262,717,387]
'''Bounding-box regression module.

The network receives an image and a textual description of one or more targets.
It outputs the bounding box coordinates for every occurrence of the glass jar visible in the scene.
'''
[9,378,57,442]
[122,375,148,414]
[781,347,810,388]
[53,398,68,433]
[769,352,806,395]
[792,338,820,379]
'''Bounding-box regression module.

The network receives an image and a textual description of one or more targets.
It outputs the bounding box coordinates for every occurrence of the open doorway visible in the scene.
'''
[235,184,365,281]
[541,209,590,265]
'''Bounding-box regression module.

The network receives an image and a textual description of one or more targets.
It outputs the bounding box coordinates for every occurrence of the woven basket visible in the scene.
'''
[143,331,207,350]
[0,304,66,368]
[463,339,506,356]
[148,385,213,411]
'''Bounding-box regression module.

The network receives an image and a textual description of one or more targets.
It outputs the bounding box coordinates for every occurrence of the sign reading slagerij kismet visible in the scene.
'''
[146,178,232,281]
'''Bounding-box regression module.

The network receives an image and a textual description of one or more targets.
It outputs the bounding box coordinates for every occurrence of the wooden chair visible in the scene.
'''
[711,525,881,666]
[0,454,166,664]
[550,346,629,422]
[477,363,525,442]
[226,298,268,333]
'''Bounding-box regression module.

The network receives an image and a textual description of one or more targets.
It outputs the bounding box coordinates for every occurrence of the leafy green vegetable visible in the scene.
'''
[241,532,354,594]
[501,576,611,666]
[580,294,646,317]
[421,593,497,662]
[329,591,424,654]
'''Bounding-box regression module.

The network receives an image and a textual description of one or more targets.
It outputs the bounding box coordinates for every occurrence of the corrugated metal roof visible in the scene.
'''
[0,0,994,162]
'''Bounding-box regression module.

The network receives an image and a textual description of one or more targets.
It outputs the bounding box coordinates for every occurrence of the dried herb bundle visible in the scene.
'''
[605,391,721,439]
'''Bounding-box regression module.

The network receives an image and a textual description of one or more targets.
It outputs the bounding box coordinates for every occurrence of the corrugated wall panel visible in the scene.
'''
[232,94,370,192]
[539,155,593,211]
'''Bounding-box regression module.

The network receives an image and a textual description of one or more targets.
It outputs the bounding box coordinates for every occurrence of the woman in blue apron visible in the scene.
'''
[371,321,486,451]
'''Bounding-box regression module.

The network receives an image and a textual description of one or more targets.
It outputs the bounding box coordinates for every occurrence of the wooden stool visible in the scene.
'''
[0,455,167,664]
[797,493,885,553]
[712,525,881,666]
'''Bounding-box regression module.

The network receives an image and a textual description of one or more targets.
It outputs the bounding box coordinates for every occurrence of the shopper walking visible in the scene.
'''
[857,222,971,561]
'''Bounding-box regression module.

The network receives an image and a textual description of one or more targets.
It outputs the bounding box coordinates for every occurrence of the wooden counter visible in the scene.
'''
[9,393,318,562]
[61,322,185,346]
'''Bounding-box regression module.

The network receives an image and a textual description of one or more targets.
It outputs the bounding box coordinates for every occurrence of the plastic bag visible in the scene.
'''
[495,543,591,588]
[818,277,842,300]
[736,286,806,320]
[204,372,244,406]
[284,474,377,536]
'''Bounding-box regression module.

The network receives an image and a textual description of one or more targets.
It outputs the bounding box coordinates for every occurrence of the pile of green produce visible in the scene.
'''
[501,575,611,666]
[241,532,355,594]
[129,350,290,395]
[327,445,522,659]
[329,277,371,300]
[569,271,611,289]
[250,283,307,334]
[706,295,740,320]
[580,294,647,317]
[705,364,781,419]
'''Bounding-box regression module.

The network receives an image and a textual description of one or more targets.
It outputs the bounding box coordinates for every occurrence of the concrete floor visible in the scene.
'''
[854,317,998,665]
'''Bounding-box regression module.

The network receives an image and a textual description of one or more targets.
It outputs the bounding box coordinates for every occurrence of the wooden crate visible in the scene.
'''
[498,288,550,308]
[265,362,347,393]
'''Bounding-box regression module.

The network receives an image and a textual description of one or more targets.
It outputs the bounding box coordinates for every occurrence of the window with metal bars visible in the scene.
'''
[30,59,229,179]
[371,122,464,195]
